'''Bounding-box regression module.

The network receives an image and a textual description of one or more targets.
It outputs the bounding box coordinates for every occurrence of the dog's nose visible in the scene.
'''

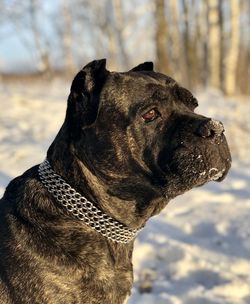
[196,119,224,138]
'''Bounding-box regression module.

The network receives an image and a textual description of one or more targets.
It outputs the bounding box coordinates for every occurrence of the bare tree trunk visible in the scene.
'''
[189,0,201,88]
[218,0,224,88]
[224,0,240,95]
[155,0,170,74]
[169,0,185,83]
[103,0,119,69]
[62,2,75,74]
[208,0,221,89]
[112,0,129,69]
[29,0,51,74]
[237,0,250,94]
[197,1,209,87]
[181,0,194,88]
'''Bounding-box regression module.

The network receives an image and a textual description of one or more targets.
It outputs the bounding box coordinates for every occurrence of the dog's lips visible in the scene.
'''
[197,155,231,185]
[210,171,224,181]
[160,142,231,187]
[208,167,225,181]
[195,168,224,187]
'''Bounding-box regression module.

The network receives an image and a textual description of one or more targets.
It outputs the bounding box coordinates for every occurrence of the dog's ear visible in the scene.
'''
[70,59,108,96]
[130,62,154,72]
[66,59,109,135]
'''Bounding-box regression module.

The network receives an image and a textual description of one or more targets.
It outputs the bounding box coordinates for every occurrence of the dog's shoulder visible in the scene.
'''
[0,164,49,249]
[0,165,41,209]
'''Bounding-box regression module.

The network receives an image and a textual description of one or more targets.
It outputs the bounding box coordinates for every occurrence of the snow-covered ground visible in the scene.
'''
[0,79,249,304]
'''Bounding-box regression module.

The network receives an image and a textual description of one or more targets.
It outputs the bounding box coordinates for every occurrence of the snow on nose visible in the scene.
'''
[196,119,224,138]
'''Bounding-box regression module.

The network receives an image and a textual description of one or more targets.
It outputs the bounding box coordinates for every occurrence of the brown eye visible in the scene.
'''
[142,108,161,123]
[192,98,199,109]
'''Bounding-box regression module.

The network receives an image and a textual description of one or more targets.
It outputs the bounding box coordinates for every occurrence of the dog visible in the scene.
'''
[0,59,231,304]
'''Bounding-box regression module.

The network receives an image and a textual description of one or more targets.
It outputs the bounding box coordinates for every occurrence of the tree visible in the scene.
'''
[155,0,170,74]
[29,0,51,74]
[207,0,222,89]
[224,0,240,95]
[111,0,129,69]
[169,0,185,83]
[181,0,192,87]
[62,2,75,73]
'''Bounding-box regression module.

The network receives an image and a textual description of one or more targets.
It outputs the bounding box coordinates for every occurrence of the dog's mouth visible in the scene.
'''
[208,167,226,181]
[157,135,231,197]
[181,156,230,187]
[197,139,231,185]
[196,166,228,188]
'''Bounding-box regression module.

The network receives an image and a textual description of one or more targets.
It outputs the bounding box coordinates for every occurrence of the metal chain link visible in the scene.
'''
[38,159,139,243]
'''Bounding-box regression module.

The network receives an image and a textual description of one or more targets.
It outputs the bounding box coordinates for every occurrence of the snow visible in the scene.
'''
[0,80,249,303]
[131,161,250,303]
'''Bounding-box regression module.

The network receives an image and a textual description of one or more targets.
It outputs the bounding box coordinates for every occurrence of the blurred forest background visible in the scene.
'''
[1,2,250,303]
[0,0,250,95]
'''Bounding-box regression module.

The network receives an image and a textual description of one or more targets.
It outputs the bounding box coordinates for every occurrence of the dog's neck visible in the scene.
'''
[46,124,166,231]
[46,129,142,230]
[39,159,140,243]
[46,154,143,229]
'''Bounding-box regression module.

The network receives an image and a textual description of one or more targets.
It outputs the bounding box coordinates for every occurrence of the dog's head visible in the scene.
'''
[64,59,231,216]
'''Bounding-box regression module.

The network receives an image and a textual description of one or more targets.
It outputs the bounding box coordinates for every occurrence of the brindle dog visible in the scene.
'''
[0,60,231,304]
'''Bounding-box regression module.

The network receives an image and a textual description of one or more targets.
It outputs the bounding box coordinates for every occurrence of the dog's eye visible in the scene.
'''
[192,98,199,109]
[142,108,161,123]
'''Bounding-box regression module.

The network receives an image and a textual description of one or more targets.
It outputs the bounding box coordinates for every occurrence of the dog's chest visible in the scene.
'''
[40,244,134,304]
[42,268,132,304]
[81,246,133,303]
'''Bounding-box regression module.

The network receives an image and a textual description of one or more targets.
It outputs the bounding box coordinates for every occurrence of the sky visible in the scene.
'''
[0,25,35,72]
[0,1,59,73]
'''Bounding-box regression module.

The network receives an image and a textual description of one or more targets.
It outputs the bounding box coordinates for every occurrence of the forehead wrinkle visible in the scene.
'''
[127,87,170,119]
[100,81,141,112]
[101,73,175,114]
[109,72,162,93]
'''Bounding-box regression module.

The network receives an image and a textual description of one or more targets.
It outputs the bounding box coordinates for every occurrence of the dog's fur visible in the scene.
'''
[0,60,231,304]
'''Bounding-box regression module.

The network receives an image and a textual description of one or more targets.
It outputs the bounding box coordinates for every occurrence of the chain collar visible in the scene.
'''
[38,159,139,243]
